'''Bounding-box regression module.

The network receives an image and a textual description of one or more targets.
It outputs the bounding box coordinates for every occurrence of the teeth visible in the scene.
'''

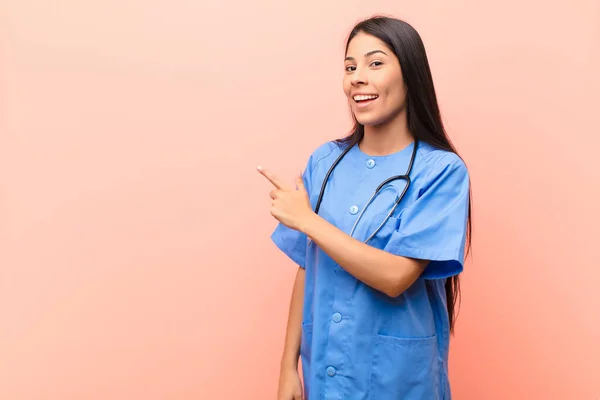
[354,94,378,101]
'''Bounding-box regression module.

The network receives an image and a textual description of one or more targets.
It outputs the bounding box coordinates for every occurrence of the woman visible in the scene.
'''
[258,16,472,400]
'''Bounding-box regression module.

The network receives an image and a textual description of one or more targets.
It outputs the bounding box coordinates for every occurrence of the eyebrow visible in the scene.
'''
[345,50,388,61]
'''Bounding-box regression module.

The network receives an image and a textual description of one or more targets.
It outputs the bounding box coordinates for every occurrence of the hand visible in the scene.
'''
[257,166,314,232]
[277,367,304,400]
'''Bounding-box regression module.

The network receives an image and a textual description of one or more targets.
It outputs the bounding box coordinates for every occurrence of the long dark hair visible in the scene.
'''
[338,16,472,334]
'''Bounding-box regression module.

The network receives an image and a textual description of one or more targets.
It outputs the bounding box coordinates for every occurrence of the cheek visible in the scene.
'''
[387,88,405,105]
[382,80,406,107]
[342,78,352,98]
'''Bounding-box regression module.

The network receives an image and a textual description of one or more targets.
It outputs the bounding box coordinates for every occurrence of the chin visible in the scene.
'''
[355,114,386,127]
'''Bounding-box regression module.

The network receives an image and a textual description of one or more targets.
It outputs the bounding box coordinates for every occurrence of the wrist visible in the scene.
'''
[280,355,299,371]
[299,212,320,236]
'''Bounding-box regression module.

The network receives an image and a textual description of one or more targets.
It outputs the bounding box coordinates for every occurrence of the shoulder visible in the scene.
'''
[416,141,469,184]
[306,140,344,170]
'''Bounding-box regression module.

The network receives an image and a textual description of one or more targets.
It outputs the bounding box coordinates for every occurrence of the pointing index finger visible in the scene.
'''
[257,166,289,190]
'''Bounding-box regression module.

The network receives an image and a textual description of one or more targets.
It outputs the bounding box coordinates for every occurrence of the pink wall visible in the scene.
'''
[1,1,598,399]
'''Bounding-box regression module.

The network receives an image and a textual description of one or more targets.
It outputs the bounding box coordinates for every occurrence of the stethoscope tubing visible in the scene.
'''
[314,140,419,244]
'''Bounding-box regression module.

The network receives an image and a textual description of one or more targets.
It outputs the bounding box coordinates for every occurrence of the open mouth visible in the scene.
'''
[353,94,379,105]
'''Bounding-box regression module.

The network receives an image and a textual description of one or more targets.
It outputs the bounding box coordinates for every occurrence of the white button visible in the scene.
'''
[366,159,375,168]
[349,205,359,215]
[326,366,336,376]
[332,313,342,323]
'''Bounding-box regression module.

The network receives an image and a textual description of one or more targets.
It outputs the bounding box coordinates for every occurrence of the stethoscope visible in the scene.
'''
[313,139,418,244]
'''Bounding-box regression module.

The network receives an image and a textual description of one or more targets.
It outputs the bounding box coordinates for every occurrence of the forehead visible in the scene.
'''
[346,32,390,57]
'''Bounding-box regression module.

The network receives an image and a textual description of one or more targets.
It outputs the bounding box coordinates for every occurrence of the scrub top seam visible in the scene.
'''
[310,141,341,172]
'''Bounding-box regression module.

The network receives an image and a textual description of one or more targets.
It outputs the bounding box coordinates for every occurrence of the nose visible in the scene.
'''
[351,67,368,86]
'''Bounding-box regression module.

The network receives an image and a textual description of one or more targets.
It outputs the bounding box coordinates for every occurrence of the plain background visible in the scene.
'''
[1,0,599,399]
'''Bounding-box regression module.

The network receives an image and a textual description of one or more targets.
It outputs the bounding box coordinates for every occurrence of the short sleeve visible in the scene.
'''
[269,157,314,269]
[384,154,470,279]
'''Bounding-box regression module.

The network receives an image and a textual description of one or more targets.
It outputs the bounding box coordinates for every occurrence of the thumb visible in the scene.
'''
[296,175,306,191]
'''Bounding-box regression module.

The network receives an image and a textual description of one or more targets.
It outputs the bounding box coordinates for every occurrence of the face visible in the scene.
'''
[343,32,406,127]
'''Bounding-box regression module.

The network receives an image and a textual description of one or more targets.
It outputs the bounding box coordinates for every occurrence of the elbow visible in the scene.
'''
[373,256,427,298]
[383,257,429,298]
[383,283,406,298]
[381,275,409,298]
[381,261,425,298]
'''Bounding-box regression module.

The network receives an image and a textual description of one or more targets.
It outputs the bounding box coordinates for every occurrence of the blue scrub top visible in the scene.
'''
[271,140,470,400]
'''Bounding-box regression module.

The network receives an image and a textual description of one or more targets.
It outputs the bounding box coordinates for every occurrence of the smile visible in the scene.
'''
[353,94,379,109]
[353,94,379,103]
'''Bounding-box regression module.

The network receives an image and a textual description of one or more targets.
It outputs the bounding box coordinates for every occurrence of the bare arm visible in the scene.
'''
[280,266,305,370]
[257,167,426,299]
[301,215,427,298]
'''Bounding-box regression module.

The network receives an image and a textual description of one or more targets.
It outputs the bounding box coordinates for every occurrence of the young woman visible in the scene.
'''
[258,16,472,400]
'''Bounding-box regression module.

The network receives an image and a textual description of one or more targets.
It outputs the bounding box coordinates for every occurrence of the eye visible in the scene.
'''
[345,65,356,72]
[370,60,383,67]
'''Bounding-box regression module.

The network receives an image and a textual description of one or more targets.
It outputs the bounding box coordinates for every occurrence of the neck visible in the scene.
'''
[359,110,413,156]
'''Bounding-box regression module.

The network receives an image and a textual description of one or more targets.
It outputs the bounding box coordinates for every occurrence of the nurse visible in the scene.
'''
[258,16,472,400]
